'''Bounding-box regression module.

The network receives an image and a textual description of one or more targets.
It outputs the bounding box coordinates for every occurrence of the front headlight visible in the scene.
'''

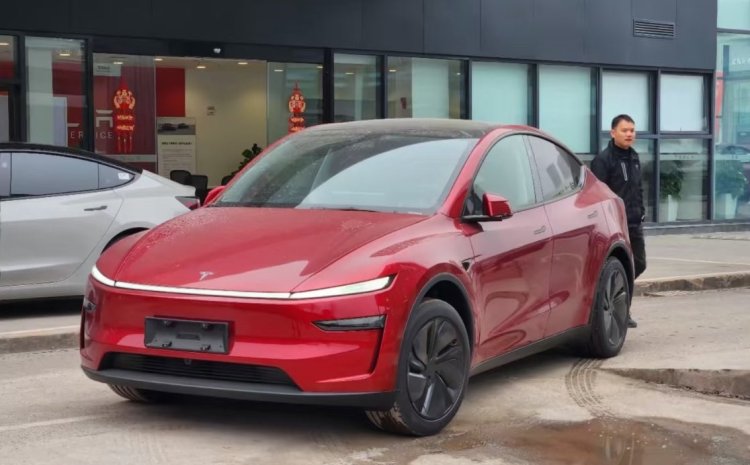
[289,276,393,300]
[91,265,116,287]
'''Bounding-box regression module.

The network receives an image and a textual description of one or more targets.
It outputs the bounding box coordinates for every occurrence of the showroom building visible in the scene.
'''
[1,0,749,225]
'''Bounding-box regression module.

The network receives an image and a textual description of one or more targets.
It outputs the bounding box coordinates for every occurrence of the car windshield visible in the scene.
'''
[216,129,478,214]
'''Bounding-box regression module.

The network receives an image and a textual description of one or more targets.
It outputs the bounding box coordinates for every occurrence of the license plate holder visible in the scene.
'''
[144,317,228,354]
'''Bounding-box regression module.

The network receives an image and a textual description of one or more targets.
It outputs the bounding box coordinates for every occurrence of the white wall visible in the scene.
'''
[186,62,267,186]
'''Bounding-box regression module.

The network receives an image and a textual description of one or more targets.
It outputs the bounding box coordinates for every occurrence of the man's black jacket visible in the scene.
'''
[590,140,645,226]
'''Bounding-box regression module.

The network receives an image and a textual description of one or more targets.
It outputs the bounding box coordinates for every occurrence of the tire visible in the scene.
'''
[365,299,470,436]
[582,257,630,358]
[108,384,169,403]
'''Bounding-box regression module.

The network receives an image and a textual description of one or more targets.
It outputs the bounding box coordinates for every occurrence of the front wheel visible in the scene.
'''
[583,257,630,358]
[108,384,171,403]
[365,299,470,436]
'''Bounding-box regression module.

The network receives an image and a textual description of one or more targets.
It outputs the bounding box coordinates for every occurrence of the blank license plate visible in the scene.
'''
[144,317,228,354]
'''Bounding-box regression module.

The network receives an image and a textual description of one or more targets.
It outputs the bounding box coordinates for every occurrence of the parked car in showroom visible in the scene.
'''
[0,143,198,302]
[81,119,634,436]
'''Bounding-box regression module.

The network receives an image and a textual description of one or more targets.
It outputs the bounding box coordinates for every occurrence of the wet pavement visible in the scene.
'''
[352,417,750,465]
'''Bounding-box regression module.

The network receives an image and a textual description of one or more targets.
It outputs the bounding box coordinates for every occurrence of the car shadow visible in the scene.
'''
[95,348,581,437]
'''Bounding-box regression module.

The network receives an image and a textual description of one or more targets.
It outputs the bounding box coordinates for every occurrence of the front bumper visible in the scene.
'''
[82,366,395,409]
[80,275,414,399]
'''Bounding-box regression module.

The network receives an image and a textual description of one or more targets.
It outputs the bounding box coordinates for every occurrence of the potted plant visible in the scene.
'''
[659,162,683,222]
[715,160,749,219]
[222,143,263,185]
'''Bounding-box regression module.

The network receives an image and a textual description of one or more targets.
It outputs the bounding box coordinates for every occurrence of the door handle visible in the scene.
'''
[533,225,547,235]
[587,210,599,219]
[84,205,108,212]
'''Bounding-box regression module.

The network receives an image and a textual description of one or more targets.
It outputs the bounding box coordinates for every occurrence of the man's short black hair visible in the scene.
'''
[611,114,635,129]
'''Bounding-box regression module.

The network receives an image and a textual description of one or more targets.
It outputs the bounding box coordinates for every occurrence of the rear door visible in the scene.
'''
[466,135,554,361]
[526,136,610,336]
[0,151,122,286]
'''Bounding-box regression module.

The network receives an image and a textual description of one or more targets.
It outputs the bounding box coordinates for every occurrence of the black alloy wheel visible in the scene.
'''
[365,299,470,436]
[407,317,467,420]
[584,257,630,358]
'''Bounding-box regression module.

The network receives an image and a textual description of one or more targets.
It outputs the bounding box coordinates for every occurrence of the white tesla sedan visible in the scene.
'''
[0,144,197,302]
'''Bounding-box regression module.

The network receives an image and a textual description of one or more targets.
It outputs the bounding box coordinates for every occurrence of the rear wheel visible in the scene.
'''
[365,299,470,436]
[583,257,630,358]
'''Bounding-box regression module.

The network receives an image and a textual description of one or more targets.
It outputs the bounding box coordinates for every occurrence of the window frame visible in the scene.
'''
[3,149,137,200]
[461,132,543,218]
[524,134,585,205]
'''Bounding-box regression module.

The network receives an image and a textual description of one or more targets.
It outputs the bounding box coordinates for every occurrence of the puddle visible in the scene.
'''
[493,418,749,465]
[356,418,750,465]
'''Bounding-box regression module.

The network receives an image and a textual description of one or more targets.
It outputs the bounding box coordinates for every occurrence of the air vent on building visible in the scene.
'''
[633,19,675,39]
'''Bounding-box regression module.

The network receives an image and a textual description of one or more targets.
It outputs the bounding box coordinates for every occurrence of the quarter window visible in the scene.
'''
[466,135,537,215]
[528,136,582,202]
[10,153,98,197]
[99,164,134,189]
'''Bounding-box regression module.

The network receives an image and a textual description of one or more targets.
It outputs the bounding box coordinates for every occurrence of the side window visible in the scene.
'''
[99,164,134,189]
[10,153,98,197]
[0,153,10,197]
[527,136,582,202]
[466,135,537,215]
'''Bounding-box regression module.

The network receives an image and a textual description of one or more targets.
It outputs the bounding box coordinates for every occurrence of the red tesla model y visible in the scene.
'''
[81,119,633,436]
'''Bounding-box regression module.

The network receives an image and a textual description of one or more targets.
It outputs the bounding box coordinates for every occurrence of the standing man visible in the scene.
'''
[591,114,645,328]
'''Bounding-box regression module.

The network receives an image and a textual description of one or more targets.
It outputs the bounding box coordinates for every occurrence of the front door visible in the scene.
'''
[465,135,553,362]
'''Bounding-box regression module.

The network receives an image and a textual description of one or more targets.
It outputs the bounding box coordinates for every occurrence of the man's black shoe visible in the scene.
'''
[627,317,638,328]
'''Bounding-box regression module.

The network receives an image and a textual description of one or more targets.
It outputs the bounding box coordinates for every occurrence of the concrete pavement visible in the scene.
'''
[1,231,750,354]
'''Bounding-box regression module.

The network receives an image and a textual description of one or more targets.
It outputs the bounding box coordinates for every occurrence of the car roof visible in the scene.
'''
[305,118,506,138]
[0,142,143,174]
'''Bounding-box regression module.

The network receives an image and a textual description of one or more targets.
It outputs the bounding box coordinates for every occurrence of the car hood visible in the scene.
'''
[112,207,427,292]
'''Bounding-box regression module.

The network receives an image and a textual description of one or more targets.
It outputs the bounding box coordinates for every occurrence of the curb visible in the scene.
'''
[634,271,750,296]
[605,368,750,400]
[0,327,79,355]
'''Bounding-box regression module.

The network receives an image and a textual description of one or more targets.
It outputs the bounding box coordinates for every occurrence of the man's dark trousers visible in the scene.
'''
[629,224,647,278]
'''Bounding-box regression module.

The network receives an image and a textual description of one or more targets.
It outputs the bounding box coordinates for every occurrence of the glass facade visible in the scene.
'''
[267,62,323,144]
[539,65,595,154]
[471,62,530,125]
[0,35,15,80]
[716,33,750,220]
[26,37,87,148]
[661,75,707,132]
[602,71,653,133]
[334,54,380,122]
[659,140,709,222]
[387,57,463,119]
[0,6,735,223]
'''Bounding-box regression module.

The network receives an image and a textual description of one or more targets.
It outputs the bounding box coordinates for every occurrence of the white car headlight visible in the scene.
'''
[289,276,393,300]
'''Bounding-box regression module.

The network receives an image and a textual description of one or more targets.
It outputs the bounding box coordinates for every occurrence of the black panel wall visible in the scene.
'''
[0,0,716,70]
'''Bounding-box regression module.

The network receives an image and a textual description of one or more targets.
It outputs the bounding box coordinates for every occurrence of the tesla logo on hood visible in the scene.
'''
[199,271,214,281]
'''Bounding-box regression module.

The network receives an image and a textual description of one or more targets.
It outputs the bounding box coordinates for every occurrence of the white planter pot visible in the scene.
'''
[660,194,679,222]
[715,193,738,220]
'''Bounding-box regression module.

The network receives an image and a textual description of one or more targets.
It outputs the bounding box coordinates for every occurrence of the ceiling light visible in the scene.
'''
[389,69,397,73]
[316,65,323,69]
[113,61,124,65]
[196,64,207,69]
[0,42,10,47]
[345,72,355,75]
[273,69,284,72]
[59,51,71,57]
[238,61,248,65]
[154,57,163,62]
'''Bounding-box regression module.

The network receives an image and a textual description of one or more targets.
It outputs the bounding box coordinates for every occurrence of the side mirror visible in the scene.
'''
[483,193,513,219]
[203,185,226,206]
